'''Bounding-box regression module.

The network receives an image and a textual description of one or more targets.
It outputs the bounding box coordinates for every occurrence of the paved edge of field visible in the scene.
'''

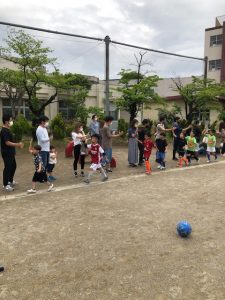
[1,160,225,203]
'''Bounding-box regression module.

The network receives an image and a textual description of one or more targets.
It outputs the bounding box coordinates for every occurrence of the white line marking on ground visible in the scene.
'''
[1,160,225,202]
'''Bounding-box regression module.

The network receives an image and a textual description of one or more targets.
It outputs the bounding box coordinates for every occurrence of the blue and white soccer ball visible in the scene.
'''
[177,221,192,238]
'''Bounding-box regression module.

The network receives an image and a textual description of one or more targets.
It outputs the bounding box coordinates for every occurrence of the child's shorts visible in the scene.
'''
[32,171,48,183]
[90,163,102,171]
[46,163,55,173]
[207,146,216,153]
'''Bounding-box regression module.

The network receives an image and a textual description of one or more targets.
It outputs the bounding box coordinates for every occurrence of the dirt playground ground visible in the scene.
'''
[1,145,225,299]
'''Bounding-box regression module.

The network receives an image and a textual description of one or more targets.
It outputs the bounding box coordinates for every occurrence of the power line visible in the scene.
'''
[0,21,104,42]
[0,21,205,61]
[0,26,101,44]
[111,40,204,62]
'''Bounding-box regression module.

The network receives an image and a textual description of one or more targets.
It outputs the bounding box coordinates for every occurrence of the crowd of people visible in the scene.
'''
[1,113,225,193]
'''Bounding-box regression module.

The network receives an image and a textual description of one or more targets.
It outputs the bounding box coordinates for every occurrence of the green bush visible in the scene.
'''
[118,118,129,138]
[51,113,66,139]
[65,122,75,137]
[11,114,32,141]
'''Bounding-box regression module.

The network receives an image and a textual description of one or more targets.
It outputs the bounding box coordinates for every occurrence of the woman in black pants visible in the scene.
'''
[71,122,86,177]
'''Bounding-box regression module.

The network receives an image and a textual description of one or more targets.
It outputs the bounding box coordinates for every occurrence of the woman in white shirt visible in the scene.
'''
[72,122,86,177]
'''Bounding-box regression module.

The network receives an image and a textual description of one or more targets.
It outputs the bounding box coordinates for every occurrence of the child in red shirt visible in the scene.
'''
[84,134,108,184]
[139,133,155,174]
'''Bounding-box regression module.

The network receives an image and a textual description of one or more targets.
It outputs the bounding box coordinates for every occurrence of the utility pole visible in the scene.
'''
[104,35,111,115]
[204,56,208,82]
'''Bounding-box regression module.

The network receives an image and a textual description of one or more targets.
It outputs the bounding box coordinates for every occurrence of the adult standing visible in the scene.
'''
[155,117,172,164]
[128,119,139,167]
[138,119,150,166]
[89,115,100,137]
[0,114,24,192]
[155,117,172,144]
[36,116,51,169]
[72,122,86,177]
[100,116,123,172]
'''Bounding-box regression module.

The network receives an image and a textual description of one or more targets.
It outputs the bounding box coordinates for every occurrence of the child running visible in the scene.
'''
[177,132,189,167]
[27,141,54,194]
[138,133,154,174]
[84,134,108,184]
[203,128,218,162]
[47,145,57,181]
[185,131,199,164]
[156,132,168,170]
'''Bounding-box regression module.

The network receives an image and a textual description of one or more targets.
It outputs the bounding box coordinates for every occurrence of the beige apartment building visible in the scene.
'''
[204,15,225,83]
[1,15,224,124]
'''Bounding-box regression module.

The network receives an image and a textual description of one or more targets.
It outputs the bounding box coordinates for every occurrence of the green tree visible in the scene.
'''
[0,69,25,118]
[157,103,183,125]
[115,53,164,122]
[173,76,225,122]
[60,73,92,123]
[0,29,59,117]
[0,30,93,120]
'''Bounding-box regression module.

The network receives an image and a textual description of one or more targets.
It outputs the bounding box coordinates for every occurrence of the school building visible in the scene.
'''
[0,15,224,124]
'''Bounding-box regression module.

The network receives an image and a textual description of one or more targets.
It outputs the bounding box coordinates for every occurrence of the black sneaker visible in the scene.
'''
[74,172,78,177]
[80,171,85,177]
[84,179,90,184]
[106,169,112,173]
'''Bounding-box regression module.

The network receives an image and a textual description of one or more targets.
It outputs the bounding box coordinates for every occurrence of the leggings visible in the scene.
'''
[2,153,17,187]
[73,145,85,171]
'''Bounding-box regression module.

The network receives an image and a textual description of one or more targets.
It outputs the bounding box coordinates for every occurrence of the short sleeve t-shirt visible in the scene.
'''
[72,132,81,146]
[177,139,186,153]
[0,127,15,155]
[143,139,154,158]
[87,143,104,164]
[101,126,112,149]
[173,122,182,138]
[157,139,168,152]
[156,123,165,140]
[33,154,44,172]
[206,134,216,148]
[138,127,147,142]
[185,136,196,152]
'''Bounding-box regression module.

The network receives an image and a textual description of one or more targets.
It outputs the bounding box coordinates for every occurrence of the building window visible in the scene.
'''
[2,99,32,120]
[58,101,74,120]
[210,34,222,47]
[209,59,221,71]
[192,110,210,122]
[109,102,118,120]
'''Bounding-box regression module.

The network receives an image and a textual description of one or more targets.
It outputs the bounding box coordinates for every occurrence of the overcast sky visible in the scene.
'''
[0,0,224,79]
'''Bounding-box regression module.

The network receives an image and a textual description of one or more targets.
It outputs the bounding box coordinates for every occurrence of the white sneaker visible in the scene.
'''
[47,184,54,192]
[157,165,161,169]
[206,160,211,163]
[27,189,36,194]
[4,185,14,192]
[9,180,17,186]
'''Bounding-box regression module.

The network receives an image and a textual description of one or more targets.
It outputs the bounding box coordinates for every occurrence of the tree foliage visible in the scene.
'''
[173,76,225,122]
[115,52,164,122]
[116,68,164,122]
[0,68,25,118]
[0,30,92,119]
